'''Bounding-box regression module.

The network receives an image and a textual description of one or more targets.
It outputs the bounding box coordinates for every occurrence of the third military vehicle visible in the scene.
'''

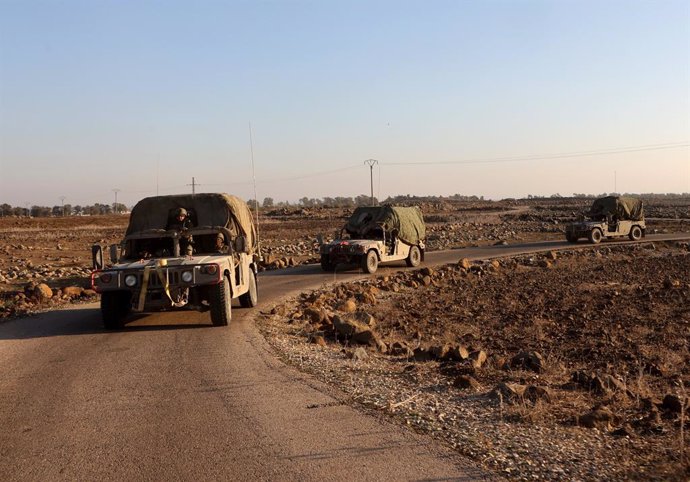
[565,195,645,244]
[91,193,259,329]
[320,205,426,274]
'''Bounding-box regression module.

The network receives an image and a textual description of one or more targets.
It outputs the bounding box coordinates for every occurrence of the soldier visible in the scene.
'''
[166,207,193,231]
[166,207,194,255]
[215,232,228,253]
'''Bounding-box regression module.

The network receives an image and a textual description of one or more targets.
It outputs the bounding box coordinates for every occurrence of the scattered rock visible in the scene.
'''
[81,289,97,298]
[390,341,413,357]
[579,407,615,430]
[538,259,553,269]
[510,351,545,373]
[447,345,470,361]
[661,394,685,414]
[429,344,451,360]
[351,347,369,362]
[454,375,480,391]
[663,277,680,289]
[413,347,432,362]
[491,382,526,403]
[310,334,327,346]
[546,251,558,261]
[458,258,471,270]
[332,315,379,346]
[524,385,552,404]
[337,299,357,313]
[469,349,487,368]
[62,286,84,298]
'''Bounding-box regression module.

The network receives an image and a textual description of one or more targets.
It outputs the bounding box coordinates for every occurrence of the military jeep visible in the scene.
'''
[320,205,426,274]
[565,195,645,244]
[91,193,259,329]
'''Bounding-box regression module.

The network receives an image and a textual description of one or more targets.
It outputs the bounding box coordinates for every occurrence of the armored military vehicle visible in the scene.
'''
[565,195,645,244]
[91,193,259,329]
[320,205,426,274]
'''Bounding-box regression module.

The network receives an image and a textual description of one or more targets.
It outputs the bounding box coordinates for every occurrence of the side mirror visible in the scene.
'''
[234,235,247,253]
[109,244,121,264]
[91,244,104,270]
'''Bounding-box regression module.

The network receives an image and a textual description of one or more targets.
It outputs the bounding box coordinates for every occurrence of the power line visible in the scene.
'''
[382,142,689,166]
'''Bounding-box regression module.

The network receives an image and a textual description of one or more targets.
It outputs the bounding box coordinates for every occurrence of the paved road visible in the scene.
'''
[1,233,688,481]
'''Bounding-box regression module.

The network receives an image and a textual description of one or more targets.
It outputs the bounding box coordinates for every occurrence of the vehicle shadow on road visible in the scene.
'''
[0,308,212,340]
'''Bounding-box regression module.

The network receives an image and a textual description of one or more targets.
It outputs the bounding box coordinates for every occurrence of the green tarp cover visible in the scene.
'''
[126,193,257,253]
[589,196,644,221]
[345,206,426,245]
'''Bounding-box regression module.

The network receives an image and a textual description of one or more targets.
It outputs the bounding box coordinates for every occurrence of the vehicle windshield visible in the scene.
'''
[123,230,229,259]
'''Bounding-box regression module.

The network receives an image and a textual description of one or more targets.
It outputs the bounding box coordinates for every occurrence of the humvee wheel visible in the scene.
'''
[565,232,578,243]
[320,255,334,271]
[361,250,378,274]
[101,291,131,330]
[210,275,232,326]
[406,246,421,267]
[588,228,603,244]
[239,269,258,308]
[629,225,642,241]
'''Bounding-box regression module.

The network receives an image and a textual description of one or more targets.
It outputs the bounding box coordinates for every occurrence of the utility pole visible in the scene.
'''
[614,171,617,194]
[59,196,66,216]
[187,177,198,195]
[112,188,121,213]
[364,159,379,206]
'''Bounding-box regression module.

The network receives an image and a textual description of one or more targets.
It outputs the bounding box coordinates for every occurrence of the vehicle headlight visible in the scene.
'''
[181,270,193,283]
[201,264,218,275]
[99,272,113,283]
[124,274,138,287]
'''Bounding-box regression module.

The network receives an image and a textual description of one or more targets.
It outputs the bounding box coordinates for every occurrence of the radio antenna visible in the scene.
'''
[249,121,262,260]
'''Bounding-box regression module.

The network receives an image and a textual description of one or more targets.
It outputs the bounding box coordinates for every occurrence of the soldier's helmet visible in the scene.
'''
[176,207,188,217]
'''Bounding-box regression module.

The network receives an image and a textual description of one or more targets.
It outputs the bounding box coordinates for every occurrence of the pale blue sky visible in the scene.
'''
[1,0,688,207]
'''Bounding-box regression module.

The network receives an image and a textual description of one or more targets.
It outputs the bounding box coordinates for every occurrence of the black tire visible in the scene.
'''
[629,225,642,241]
[361,250,378,274]
[101,291,131,330]
[239,269,258,308]
[209,275,232,326]
[588,228,603,244]
[565,232,578,243]
[320,254,334,271]
[406,245,421,267]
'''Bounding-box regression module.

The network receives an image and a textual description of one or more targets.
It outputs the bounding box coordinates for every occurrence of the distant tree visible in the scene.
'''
[0,203,11,216]
[247,199,259,210]
[262,197,274,208]
[112,203,127,213]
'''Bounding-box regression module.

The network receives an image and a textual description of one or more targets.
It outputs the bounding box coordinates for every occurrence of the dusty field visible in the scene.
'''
[259,242,690,480]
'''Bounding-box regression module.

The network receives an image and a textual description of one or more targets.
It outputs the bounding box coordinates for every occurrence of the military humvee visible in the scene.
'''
[565,195,645,244]
[320,205,426,274]
[91,193,259,329]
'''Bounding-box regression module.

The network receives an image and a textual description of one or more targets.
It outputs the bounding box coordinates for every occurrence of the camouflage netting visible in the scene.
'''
[589,196,644,221]
[345,206,426,245]
[126,193,257,253]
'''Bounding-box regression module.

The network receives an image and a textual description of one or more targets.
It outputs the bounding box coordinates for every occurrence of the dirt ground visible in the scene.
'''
[0,197,689,479]
[260,242,690,480]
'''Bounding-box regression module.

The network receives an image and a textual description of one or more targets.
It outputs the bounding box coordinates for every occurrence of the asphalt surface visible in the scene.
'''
[1,233,688,481]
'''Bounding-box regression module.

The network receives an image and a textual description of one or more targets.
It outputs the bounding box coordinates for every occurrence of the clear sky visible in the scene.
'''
[1,0,688,208]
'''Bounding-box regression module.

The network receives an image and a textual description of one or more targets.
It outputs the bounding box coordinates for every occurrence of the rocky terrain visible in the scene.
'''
[259,241,690,480]
[0,197,688,319]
